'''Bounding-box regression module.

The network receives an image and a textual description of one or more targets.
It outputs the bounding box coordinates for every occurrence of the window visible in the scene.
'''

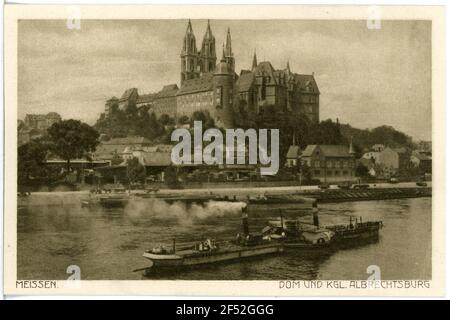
[216,86,223,106]
[343,160,348,168]
[261,85,266,100]
[314,170,321,175]
[335,170,340,175]
[343,170,349,175]
[327,170,332,176]
[314,161,320,168]
[326,161,332,168]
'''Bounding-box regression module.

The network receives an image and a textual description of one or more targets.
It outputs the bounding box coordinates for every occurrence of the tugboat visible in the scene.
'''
[261,201,383,249]
[324,216,383,242]
[262,202,335,250]
[141,207,283,273]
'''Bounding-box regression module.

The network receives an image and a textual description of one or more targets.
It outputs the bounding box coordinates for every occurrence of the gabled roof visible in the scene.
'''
[286,145,302,159]
[119,88,138,102]
[155,84,179,99]
[302,145,353,158]
[236,72,255,92]
[177,73,214,96]
[254,61,279,85]
[136,93,156,104]
[254,61,275,76]
[293,74,320,94]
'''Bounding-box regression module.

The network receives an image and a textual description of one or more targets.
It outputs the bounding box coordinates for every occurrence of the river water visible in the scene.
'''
[17,194,431,280]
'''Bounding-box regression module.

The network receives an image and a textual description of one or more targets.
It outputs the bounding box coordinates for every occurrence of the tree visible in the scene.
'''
[299,162,312,184]
[47,120,100,172]
[178,115,190,125]
[164,166,182,189]
[126,157,146,186]
[190,110,215,130]
[159,114,175,126]
[355,162,369,178]
[18,139,49,184]
[307,119,343,145]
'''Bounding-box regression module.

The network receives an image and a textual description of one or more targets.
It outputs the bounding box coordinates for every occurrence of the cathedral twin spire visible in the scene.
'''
[181,20,234,85]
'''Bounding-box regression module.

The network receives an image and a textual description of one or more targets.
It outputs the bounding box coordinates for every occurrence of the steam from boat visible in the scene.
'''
[124,199,247,223]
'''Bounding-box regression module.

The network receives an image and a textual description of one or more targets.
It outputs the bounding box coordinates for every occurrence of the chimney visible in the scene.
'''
[349,136,356,155]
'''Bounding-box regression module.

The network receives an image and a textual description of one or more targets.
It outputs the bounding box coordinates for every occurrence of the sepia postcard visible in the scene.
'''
[3,4,446,297]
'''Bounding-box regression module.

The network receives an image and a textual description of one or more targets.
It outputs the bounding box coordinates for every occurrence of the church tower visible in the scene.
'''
[213,48,234,128]
[181,20,200,84]
[224,28,235,73]
[200,20,216,74]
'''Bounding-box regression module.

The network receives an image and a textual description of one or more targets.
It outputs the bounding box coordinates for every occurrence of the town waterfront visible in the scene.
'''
[17,195,431,280]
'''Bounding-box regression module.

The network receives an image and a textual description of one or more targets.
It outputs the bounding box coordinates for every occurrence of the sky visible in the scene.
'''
[18,19,431,140]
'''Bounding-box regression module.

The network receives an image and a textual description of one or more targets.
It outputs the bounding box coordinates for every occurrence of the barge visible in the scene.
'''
[143,240,283,270]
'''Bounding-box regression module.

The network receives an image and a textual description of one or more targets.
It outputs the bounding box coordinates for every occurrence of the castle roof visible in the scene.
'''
[254,61,276,76]
[177,73,214,96]
[119,88,138,102]
[136,93,156,104]
[155,84,179,99]
[293,74,320,94]
[236,72,255,92]
[254,62,285,85]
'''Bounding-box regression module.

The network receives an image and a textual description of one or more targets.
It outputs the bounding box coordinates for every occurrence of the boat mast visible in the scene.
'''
[242,206,249,236]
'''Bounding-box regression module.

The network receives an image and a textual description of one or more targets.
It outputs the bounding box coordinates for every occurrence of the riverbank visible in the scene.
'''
[18,182,431,207]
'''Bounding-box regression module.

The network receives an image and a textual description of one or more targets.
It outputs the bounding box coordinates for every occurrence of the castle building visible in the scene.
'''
[18,112,62,145]
[104,20,320,127]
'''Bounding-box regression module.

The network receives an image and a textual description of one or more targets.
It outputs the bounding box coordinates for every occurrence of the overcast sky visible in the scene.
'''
[18,19,431,140]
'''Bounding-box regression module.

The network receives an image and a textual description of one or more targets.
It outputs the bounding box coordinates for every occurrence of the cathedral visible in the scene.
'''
[105,20,320,128]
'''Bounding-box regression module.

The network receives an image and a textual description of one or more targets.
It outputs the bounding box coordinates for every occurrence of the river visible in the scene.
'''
[17,194,431,280]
